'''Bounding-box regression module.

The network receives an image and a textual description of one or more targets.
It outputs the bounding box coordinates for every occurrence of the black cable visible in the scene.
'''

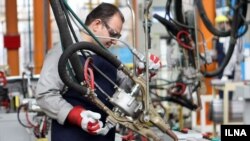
[191,81,200,93]
[169,0,194,30]
[153,14,181,36]
[17,104,33,128]
[153,92,197,111]
[21,72,27,97]
[59,0,79,43]
[165,96,198,110]
[58,41,122,94]
[60,0,93,66]
[165,0,171,18]
[149,78,179,87]
[49,0,84,83]
[174,0,185,25]
[195,0,247,37]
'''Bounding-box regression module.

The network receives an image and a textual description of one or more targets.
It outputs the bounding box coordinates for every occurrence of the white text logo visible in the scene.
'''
[225,129,247,136]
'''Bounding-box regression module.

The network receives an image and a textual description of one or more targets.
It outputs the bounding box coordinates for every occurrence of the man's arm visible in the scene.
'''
[35,45,73,125]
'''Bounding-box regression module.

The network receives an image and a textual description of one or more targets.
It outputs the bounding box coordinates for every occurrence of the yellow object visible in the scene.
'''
[215,15,228,23]
[15,95,20,108]
[36,138,48,141]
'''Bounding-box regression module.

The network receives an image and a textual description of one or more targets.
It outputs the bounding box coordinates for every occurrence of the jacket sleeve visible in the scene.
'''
[35,44,73,125]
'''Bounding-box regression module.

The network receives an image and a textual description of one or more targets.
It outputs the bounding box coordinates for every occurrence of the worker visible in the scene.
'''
[35,3,161,141]
[214,15,243,99]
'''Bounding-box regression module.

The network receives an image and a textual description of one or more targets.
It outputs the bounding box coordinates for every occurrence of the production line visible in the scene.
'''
[1,0,250,141]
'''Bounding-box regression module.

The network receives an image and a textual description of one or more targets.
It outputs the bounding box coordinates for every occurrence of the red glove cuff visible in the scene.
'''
[137,68,144,75]
[67,106,84,127]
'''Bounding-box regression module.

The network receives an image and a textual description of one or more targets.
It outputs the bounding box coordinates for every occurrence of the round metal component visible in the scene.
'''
[110,90,142,117]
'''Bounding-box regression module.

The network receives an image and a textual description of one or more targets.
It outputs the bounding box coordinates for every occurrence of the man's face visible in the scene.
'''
[218,22,229,31]
[92,13,123,48]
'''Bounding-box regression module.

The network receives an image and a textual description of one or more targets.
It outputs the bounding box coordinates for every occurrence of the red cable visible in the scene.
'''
[41,116,47,137]
[168,82,186,96]
[140,136,148,141]
[84,57,92,84]
[25,110,37,128]
[122,130,134,141]
[176,30,195,50]
[87,68,95,90]
[83,57,95,90]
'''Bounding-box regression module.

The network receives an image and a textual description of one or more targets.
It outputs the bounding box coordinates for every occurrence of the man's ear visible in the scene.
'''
[91,19,102,32]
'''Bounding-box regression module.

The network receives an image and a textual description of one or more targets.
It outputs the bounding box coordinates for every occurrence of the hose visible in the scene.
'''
[195,0,247,37]
[174,0,185,25]
[58,41,123,94]
[164,96,198,111]
[49,0,84,83]
[153,14,181,36]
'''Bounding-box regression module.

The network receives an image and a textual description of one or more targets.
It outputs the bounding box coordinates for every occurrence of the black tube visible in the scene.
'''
[153,14,181,36]
[58,42,122,94]
[59,0,79,43]
[174,0,184,24]
[17,104,33,128]
[196,0,247,37]
[164,96,198,111]
[49,0,83,83]
[165,0,171,17]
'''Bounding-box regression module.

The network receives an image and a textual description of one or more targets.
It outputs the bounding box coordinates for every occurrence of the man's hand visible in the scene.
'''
[137,53,162,78]
[80,110,103,134]
[67,106,110,135]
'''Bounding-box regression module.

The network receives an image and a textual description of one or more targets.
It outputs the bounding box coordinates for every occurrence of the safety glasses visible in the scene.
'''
[101,20,121,39]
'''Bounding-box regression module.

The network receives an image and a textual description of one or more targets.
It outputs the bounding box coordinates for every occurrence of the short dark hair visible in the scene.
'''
[85,3,125,25]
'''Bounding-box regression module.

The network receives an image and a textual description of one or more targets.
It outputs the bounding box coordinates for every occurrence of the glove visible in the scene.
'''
[221,75,229,81]
[67,106,110,135]
[137,53,162,78]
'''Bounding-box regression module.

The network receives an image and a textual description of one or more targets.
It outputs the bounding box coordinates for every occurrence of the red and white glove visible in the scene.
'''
[67,106,109,135]
[137,53,162,78]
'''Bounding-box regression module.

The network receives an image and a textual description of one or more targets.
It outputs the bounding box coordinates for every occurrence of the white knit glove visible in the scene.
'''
[137,53,162,77]
[67,106,110,135]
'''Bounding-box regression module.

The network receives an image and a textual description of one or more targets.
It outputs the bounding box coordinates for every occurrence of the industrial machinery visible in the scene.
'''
[49,0,249,141]
[49,0,180,140]
[150,0,248,112]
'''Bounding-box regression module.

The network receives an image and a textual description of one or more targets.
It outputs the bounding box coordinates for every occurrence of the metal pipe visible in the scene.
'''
[5,0,20,75]
[126,0,137,74]
[143,0,152,115]
[27,0,32,63]
[126,0,136,49]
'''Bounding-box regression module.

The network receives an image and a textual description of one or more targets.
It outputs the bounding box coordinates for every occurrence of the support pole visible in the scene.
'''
[33,0,51,74]
[197,0,216,127]
[4,0,20,76]
[197,0,216,95]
